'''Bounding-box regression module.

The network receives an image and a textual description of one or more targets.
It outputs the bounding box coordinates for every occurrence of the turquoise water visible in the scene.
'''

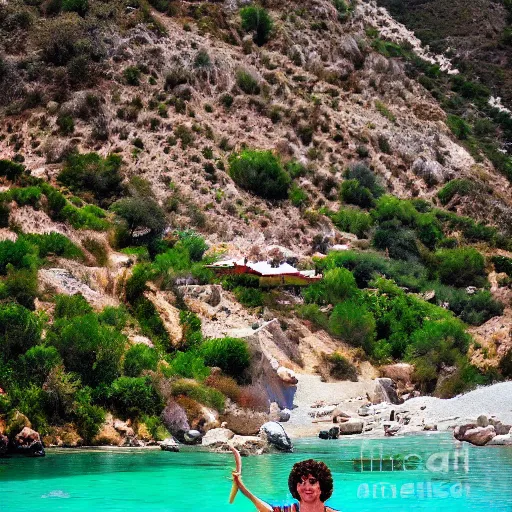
[1,434,511,512]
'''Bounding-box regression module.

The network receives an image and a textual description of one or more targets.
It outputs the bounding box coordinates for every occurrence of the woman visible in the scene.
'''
[232,458,339,512]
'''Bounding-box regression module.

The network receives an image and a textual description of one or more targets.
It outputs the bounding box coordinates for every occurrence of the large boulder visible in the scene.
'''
[339,419,364,435]
[12,427,45,457]
[373,378,402,405]
[183,430,202,445]
[454,424,496,446]
[489,417,512,435]
[0,434,8,456]
[487,434,512,446]
[260,422,293,452]
[201,427,235,448]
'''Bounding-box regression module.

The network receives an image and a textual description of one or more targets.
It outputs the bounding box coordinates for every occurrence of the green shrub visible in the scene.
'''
[123,344,159,377]
[446,114,471,140]
[110,196,167,243]
[437,179,475,205]
[73,388,105,443]
[48,314,126,387]
[236,69,261,95]
[331,208,373,238]
[296,304,329,330]
[328,301,376,352]
[109,376,163,417]
[10,186,42,207]
[166,351,210,380]
[23,233,83,259]
[492,255,512,277]
[54,293,92,319]
[289,183,309,207]
[179,310,203,348]
[373,222,419,260]
[0,303,42,361]
[58,152,123,206]
[141,415,170,441]
[61,0,89,15]
[333,0,349,20]
[61,204,110,230]
[415,214,443,250]
[0,238,38,275]
[200,337,250,381]
[233,286,264,307]
[325,352,357,380]
[322,268,358,304]
[98,306,128,329]
[2,267,38,310]
[20,345,62,387]
[240,6,273,45]
[340,179,374,208]
[175,230,208,262]
[229,150,290,199]
[373,195,418,226]
[435,247,486,287]
[0,159,25,182]
[500,348,512,379]
[124,66,141,86]
[57,114,75,135]
[170,379,225,412]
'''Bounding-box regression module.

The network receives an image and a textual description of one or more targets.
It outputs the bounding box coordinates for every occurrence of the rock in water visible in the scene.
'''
[159,437,180,452]
[201,427,235,448]
[183,430,202,445]
[454,424,496,446]
[12,427,45,457]
[260,422,293,452]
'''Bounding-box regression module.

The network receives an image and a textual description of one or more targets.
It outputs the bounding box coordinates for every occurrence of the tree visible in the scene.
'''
[110,196,167,242]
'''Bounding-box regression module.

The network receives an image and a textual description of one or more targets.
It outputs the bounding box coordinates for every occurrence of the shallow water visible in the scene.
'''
[1,434,511,512]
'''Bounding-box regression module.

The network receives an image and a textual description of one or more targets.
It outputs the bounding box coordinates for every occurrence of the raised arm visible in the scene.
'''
[231,471,273,512]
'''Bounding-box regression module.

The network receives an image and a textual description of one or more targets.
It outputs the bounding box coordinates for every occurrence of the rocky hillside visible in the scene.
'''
[0,0,511,448]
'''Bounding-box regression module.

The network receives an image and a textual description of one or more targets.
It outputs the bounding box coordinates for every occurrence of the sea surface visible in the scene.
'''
[1,434,511,512]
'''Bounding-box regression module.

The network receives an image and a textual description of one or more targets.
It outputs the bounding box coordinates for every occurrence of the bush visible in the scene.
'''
[123,344,159,378]
[435,247,486,287]
[2,267,38,310]
[48,314,126,387]
[124,66,141,86]
[288,183,309,207]
[233,286,264,307]
[446,114,471,140]
[236,70,261,95]
[167,351,210,381]
[23,233,83,259]
[0,238,38,275]
[58,152,123,206]
[331,208,373,238]
[372,196,418,226]
[328,301,376,352]
[0,159,25,181]
[175,230,208,262]
[57,114,75,135]
[340,179,375,208]
[170,379,225,412]
[110,196,167,243]
[54,293,92,319]
[296,304,329,331]
[61,204,110,230]
[492,255,512,277]
[0,303,42,361]
[62,0,89,15]
[229,150,290,199]
[20,345,62,386]
[437,179,475,205]
[322,268,358,304]
[324,352,358,381]
[110,376,163,417]
[98,306,128,329]
[200,337,250,381]
[500,348,512,379]
[74,390,105,443]
[10,186,42,207]
[204,375,241,402]
[373,222,419,260]
[240,6,273,45]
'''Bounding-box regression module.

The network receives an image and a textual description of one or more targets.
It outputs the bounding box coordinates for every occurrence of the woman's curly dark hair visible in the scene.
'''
[288,459,333,502]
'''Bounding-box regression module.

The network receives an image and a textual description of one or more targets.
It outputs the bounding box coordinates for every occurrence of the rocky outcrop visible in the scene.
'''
[260,422,293,452]
[454,423,496,446]
[230,435,267,456]
[201,427,235,448]
[12,427,45,457]
[373,378,402,405]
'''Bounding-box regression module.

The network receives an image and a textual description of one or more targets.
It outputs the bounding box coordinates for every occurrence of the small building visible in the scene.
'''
[206,259,322,287]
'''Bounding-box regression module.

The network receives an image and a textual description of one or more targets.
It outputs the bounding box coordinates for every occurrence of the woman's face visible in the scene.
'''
[296,474,322,504]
